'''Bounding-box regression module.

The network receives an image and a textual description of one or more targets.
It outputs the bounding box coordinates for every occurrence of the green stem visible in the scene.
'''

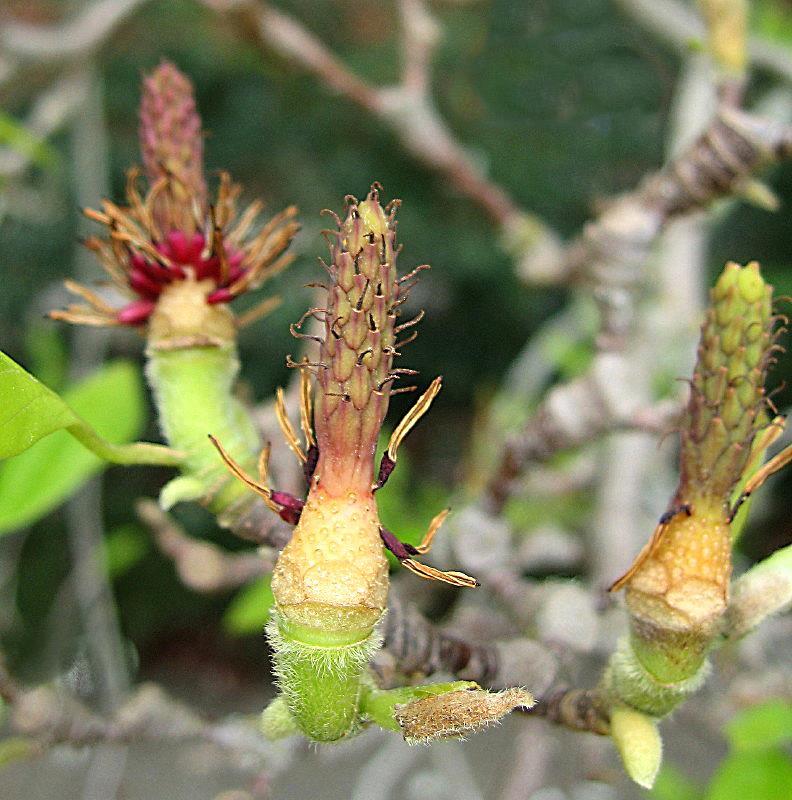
[67,421,182,466]
[145,344,260,510]
[265,614,383,743]
[725,543,792,640]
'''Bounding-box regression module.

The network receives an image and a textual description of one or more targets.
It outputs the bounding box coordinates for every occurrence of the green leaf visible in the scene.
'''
[0,351,78,460]
[0,111,58,170]
[0,359,161,534]
[725,700,792,752]
[705,749,792,800]
[223,576,275,635]
[0,351,180,466]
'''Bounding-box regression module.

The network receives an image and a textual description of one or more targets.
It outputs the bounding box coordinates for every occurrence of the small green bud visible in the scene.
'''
[393,686,534,745]
[260,696,301,741]
[610,705,663,789]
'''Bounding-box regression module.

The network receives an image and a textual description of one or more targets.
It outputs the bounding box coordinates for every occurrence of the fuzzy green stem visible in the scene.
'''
[265,613,382,742]
[600,637,709,718]
[724,543,792,640]
[145,344,260,510]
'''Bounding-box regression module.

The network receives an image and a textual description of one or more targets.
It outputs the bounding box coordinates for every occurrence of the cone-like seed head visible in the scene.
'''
[679,260,775,508]
[313,186,405,493]
[615,261,780,683]
[139,60,207,231]
[51,64,298,338]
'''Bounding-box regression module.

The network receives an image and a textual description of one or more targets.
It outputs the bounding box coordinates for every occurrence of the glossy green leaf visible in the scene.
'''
[0,351,78,460]
[223,576,275,635]
[0,351,180,465]
[705,749,792,800]
[725,700,792,752]
[0,360,153,534]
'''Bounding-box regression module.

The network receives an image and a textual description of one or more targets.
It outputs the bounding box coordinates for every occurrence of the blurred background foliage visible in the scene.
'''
[0,0,791,795]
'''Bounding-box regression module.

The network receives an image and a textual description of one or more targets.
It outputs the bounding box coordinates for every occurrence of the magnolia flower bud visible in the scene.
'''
[50,63,298,514]
[612,261,779,685]
[394,687,535,745]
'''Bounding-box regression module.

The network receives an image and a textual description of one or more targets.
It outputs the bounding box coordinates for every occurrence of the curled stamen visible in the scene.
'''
[299,362,317,449]
[394,309,425,333]
[207,434,280,514]
[276,387,307,464]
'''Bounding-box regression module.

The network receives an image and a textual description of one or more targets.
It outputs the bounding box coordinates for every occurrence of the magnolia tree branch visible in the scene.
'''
[485,355,681,514]
[0,0,151,95]
[5,681,293,766]
[488,101,792,510]
[135,499,272,592]
[536,105,792,324]
[205,0,561,269]
[615,0,792,85]
[0,0,149,66]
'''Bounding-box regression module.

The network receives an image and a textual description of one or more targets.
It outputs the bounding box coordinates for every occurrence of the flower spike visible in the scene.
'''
[240,186,478,744]
[50,62,298,336]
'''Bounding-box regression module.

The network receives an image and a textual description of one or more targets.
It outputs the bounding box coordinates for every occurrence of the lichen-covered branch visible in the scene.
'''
[486,355,681,514]
[6,681,288,763]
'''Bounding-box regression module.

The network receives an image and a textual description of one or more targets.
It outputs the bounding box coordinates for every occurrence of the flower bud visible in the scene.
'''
[50,63,298,514]
[260,187,476,742]
[613,262,779,684]
[139,60,207,231]
[394,687,534,744]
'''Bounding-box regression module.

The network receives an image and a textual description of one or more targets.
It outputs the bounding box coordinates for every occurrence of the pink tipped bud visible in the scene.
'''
[139,61,207,230]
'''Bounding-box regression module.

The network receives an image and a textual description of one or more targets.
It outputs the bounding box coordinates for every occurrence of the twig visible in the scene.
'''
[376,594,559,694]
[486,354,681,514]
[0,73,88,179]
[210,0,541,233]
[529,685,610,735]
[0,0,149,65]
[615,0,792,84]
[7,681,290,762]
[135,498,272,592]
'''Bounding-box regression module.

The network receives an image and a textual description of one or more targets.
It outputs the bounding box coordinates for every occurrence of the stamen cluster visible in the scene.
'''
[51,62,298,331]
